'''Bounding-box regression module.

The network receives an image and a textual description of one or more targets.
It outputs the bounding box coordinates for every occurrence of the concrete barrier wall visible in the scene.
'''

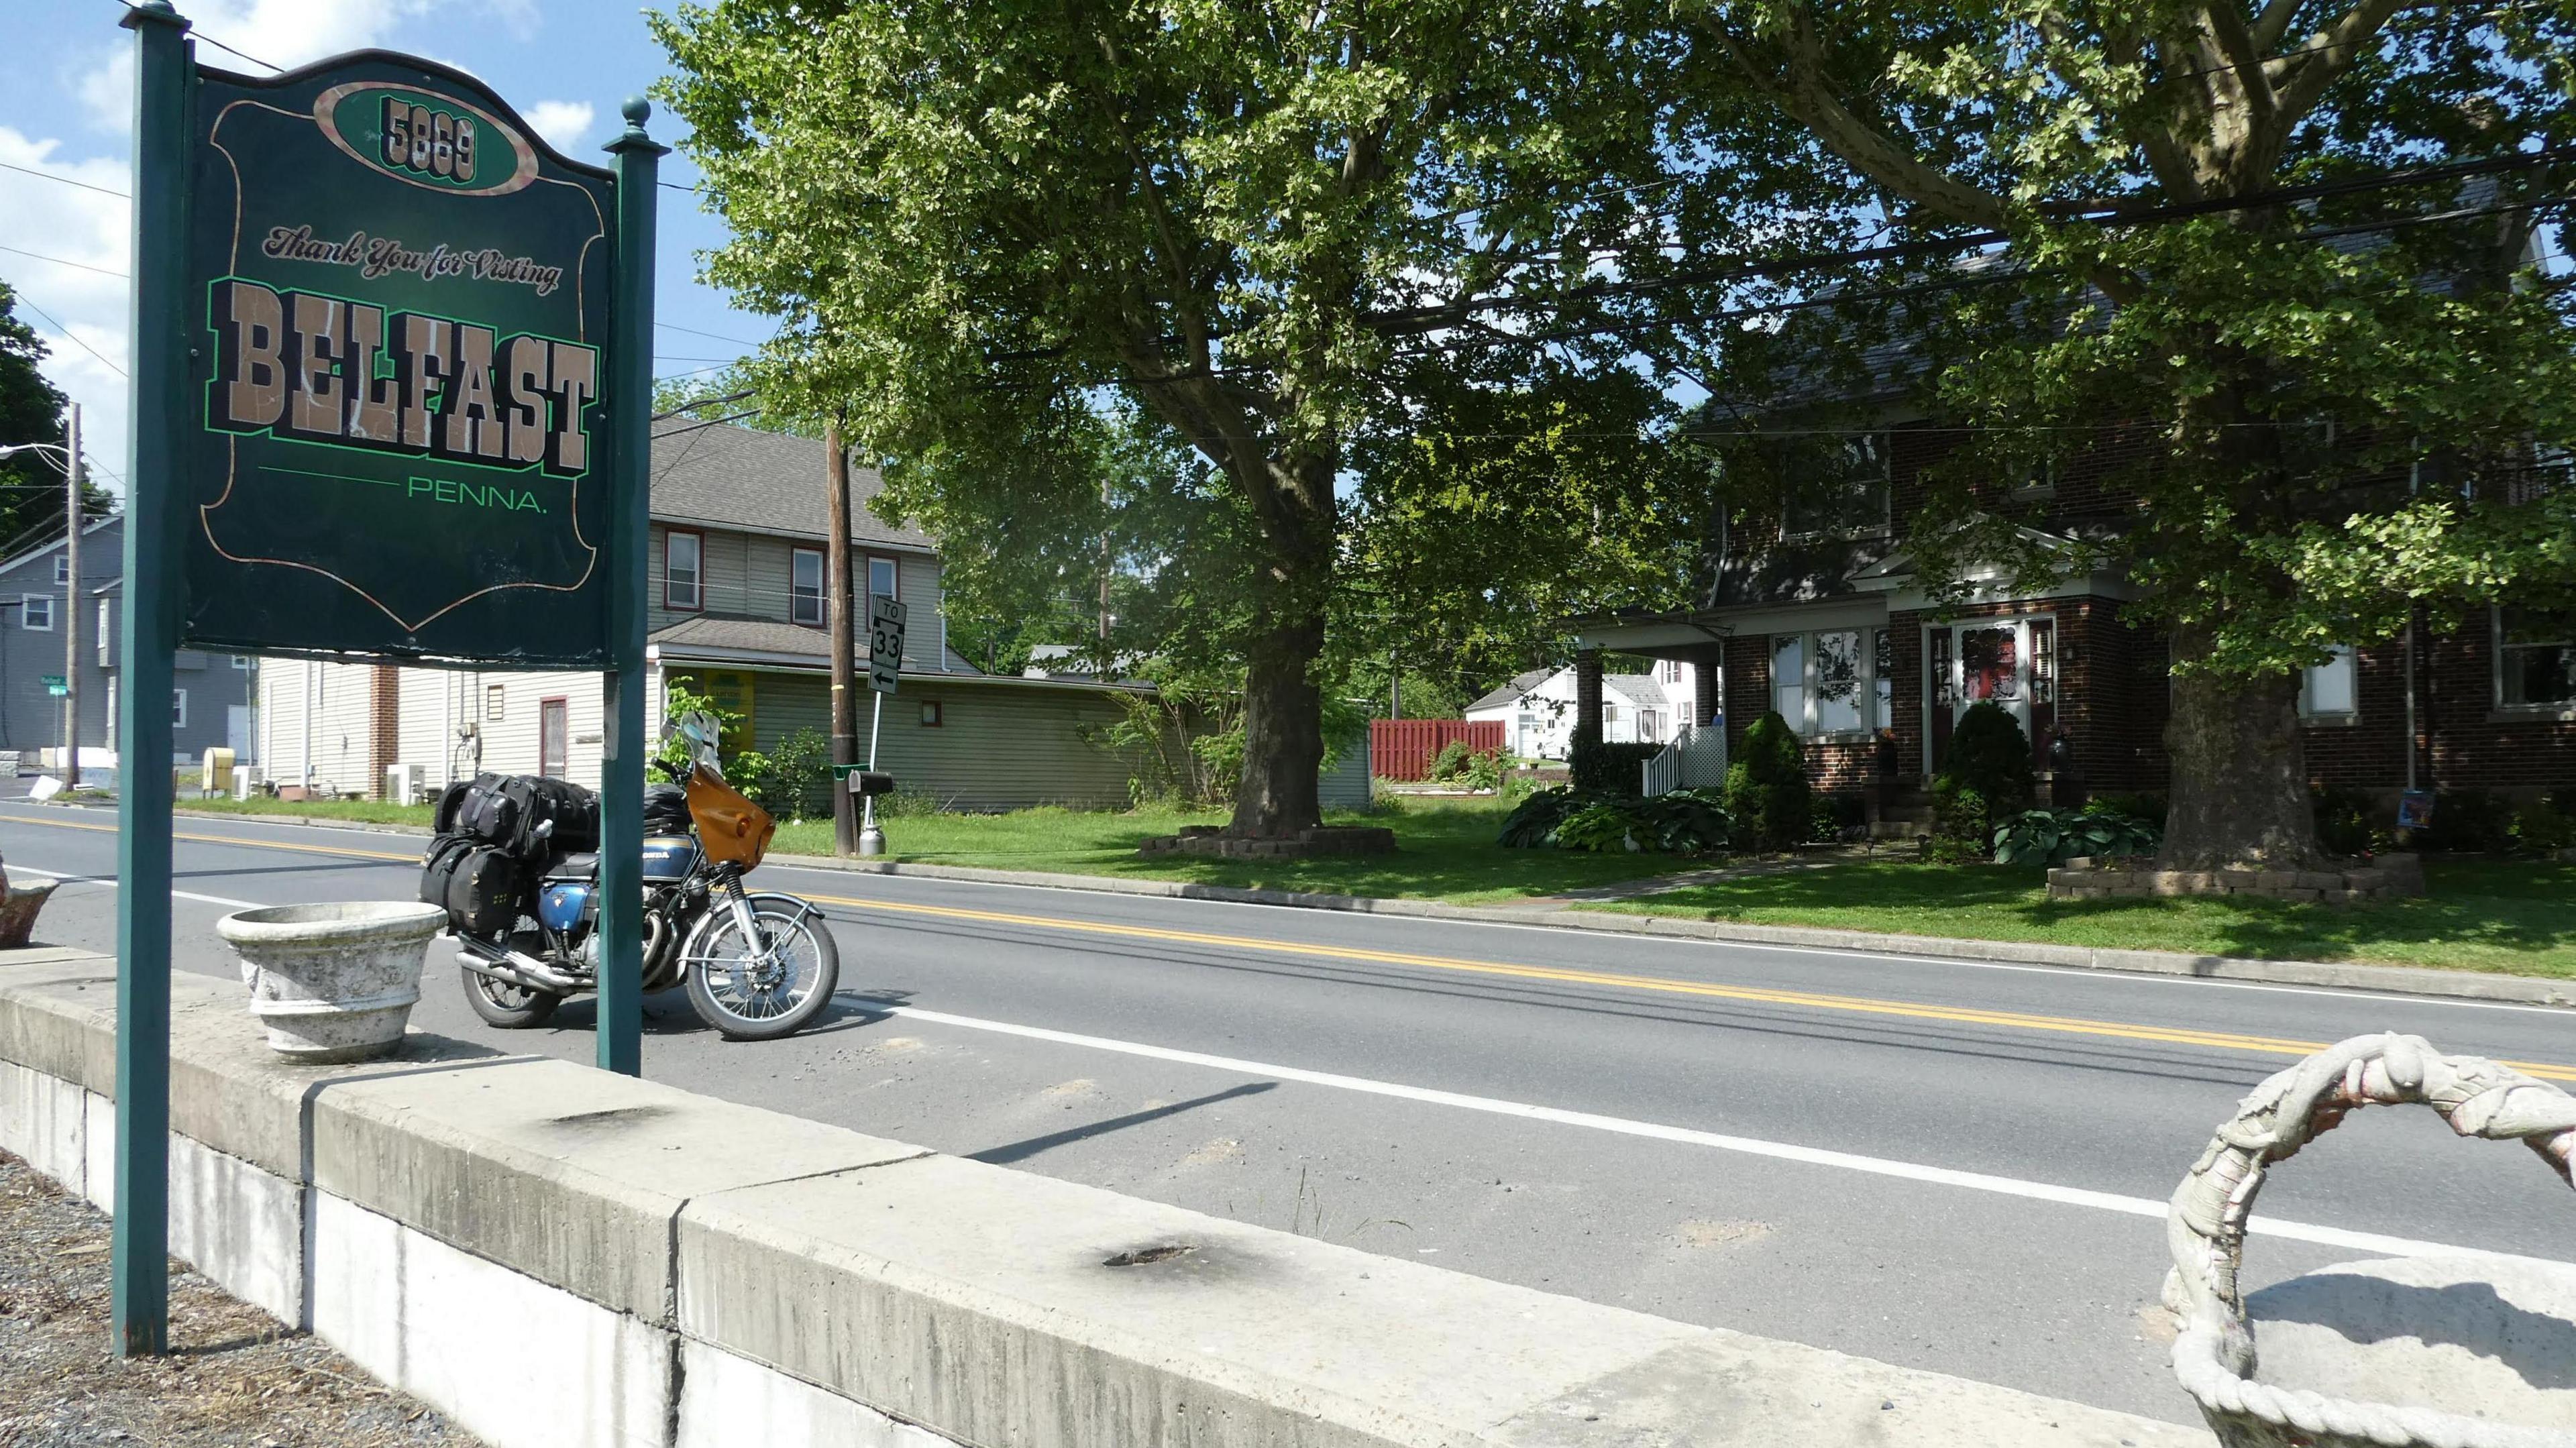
[0,948,2212,1448]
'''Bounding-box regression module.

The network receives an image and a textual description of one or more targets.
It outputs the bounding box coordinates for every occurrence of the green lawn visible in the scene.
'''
[168,792,2569,976]
[1586,858,2576,977]
[180,797,436,828]
[773,796,1708,906]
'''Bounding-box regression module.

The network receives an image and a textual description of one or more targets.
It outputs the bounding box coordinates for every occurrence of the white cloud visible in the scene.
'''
[75,50,135,137]
[523,100,595,154]
[0,129,136,494]
[74,0,455,134]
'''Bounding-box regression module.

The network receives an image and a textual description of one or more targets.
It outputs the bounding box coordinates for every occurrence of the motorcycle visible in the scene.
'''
[431,712,841,1042]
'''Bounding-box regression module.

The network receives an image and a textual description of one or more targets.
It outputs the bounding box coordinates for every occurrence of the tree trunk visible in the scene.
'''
[2158,623,2326,869]
[1226,451,1334,838]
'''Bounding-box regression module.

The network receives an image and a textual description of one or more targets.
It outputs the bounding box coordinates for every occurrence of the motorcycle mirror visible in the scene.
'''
[673,711,724,773]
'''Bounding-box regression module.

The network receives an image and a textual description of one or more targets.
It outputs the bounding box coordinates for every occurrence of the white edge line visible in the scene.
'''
[789,867,2570,1017]
[9,866,260,911]
[854,995,2568,1270]
[11,805,2561,1017]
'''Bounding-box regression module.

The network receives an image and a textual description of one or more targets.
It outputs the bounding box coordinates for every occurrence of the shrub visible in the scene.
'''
[1552,801,1642,852]
[1937,702,2035,812]
[1495,785,1729,854]
[1460,749,1503,792]
[1635,788,1730,852]
[1568,740,1664,795]
[1929,779,1991,859]
[1428,739,1473,781]
[1811,791,1866,844]
[1498,786,1580,848]
[2513,791,2576,853]
[1723,711,1811,851]
[2310,786,2381,858]
[2413,789,2516,853]
[1992,807,2163,867]
[2087,791,2167,830]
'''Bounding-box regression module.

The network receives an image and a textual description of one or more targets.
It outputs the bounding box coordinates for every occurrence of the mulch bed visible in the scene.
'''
[0,1151,480,1447]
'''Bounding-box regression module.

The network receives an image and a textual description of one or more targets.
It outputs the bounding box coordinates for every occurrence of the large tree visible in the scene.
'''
[0,283,91,548]
[653,0,1689,837]
[1672,0,2576,866]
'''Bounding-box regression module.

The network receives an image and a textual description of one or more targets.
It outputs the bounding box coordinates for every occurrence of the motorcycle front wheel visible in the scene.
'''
[684,901,840,1042]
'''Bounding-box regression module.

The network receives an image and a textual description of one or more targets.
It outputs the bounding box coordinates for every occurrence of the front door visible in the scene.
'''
[1927,617,2056,773]
[538,698,568,779]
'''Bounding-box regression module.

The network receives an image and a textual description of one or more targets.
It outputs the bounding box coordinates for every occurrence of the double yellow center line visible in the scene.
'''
[13,809,2570,1082]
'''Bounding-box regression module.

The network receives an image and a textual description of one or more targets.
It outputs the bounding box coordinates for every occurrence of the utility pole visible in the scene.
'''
[63,404,82,791]
[825,417,860,856]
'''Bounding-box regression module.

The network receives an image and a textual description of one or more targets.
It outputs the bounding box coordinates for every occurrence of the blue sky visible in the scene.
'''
[1,0,769,492]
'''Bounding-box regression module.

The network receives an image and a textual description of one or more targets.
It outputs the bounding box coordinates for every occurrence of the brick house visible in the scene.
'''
[1564,425,2575,807]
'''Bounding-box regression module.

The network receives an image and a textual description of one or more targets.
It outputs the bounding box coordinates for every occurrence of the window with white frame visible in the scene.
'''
[790,547,825,626]
[2496,607,2576,710]
[1770,634,1803,727]
[2299,644,2358,720]
[172,689,187,728]
[485,683,506,722]
[21,594,52,630]
[54,556,70,585]
[232,655,252,669]
[663,531,703,611]
[2012,458,2057,498]
[1781,434,1891,540]
[1656,658,1684,686]
[1772,626,1884,737]
[1872,628,1894,730]
[867,555,898,601]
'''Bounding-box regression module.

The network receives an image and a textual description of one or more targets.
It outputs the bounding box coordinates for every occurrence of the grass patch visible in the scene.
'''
[179,796,437,828]
[1587,857,2576,977]
[773,795,1707,906]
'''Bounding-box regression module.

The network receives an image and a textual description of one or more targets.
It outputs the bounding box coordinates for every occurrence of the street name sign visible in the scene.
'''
[869,595,907,695]
[42,675,66,697]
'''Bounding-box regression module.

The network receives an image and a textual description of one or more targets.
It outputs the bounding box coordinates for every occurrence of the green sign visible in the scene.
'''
[180,56,619,667]
[41,674,65,697]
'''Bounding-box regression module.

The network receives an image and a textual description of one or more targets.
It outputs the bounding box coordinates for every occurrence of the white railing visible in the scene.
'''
[1641,718,1729,796]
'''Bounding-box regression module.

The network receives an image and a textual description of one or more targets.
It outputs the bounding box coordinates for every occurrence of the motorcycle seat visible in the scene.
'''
[541,852,599,882]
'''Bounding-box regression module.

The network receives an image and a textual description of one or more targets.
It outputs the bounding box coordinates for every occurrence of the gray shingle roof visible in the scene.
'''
[651,423,931,551]
[1467,667,1554,712]
[650,613,981,674]
[1604,673,1671,710]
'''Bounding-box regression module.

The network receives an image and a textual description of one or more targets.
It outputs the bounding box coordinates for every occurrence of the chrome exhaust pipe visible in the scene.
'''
[454,946,584,995]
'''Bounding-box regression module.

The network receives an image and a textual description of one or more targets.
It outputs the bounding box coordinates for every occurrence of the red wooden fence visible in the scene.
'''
[1368,719,1506,781]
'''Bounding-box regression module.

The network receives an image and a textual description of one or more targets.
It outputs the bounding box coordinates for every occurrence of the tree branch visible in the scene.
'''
[2249,0,2306,51]
[2269,0,2409,123]
[2198,4,2280,142]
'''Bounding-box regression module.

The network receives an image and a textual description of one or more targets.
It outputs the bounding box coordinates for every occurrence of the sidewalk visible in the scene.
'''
[0,1152,480,1448]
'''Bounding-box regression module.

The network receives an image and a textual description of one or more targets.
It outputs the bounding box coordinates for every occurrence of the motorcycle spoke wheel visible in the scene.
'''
[684,907,839,1042]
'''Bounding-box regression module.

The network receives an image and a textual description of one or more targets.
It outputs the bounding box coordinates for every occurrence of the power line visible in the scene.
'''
[0,245,125,280]
[657,321,769,347]
[0,160,128,200]
[110,0,281,72]
[4,289,126,378]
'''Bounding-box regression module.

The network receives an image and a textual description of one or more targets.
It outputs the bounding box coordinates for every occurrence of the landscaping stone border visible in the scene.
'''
[2045,853,2424,905]
[1136,824,1397,859]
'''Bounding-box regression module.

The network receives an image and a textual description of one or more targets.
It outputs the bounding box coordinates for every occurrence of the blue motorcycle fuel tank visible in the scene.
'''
[536,881,594,933]
[641,835,696,884]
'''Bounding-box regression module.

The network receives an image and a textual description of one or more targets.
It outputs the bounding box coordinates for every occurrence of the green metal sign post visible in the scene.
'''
[596,101,665,1077]
[111,1,654,1354]
[115,0,191,1360]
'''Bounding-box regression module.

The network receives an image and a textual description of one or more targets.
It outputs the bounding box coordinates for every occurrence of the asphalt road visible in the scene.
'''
[3,801,2569,1425]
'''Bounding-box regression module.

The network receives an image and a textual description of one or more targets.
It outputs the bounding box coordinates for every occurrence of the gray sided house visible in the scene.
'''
[257,423,1170,809]
[0,516,253,769]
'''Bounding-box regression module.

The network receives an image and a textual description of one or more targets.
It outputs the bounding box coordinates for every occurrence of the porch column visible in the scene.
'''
[1693,649,1721,727]
[1573,648,1604,755]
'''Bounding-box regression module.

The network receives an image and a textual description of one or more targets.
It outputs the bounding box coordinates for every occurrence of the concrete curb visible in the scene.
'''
[768,852,2576,1009]
[152,805,2575,1009]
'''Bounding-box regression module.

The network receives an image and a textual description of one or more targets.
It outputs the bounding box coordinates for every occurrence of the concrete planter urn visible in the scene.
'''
[215,901,447,1063]
[2166,1032,2576,1447]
